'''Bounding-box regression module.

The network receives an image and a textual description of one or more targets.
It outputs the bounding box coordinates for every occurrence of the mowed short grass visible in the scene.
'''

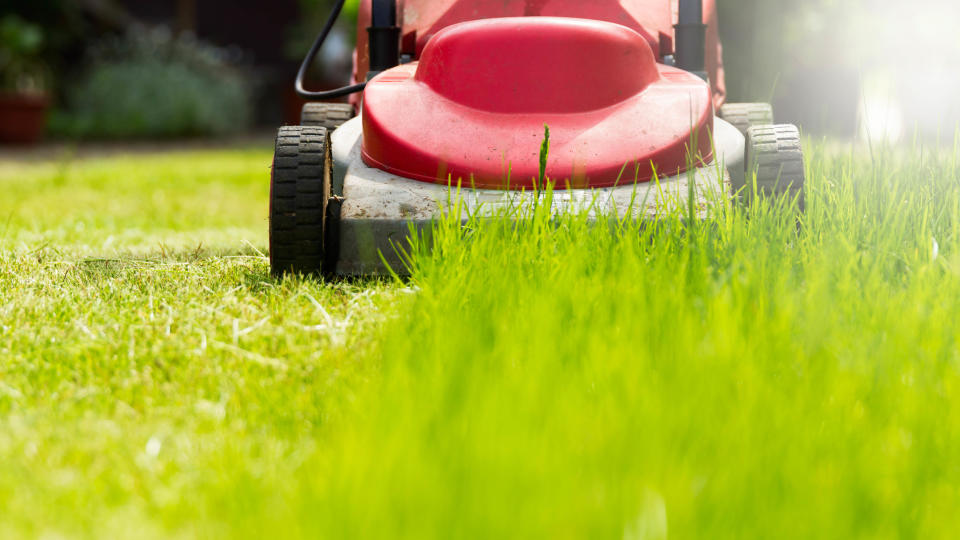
[2,139,960,538]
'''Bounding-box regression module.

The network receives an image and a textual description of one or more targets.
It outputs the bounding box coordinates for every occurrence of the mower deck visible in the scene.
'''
[329,115,745,275]
[273,2,806,278]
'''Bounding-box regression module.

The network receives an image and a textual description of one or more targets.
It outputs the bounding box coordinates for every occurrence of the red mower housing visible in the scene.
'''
[353,0,726,106]
[360,17,714,189]
[270,0,807,277]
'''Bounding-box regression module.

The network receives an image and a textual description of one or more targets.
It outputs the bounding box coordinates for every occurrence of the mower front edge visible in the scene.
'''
[327,116,745,276]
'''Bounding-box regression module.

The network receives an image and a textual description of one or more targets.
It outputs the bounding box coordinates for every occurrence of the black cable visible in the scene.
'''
[295,0,366,101]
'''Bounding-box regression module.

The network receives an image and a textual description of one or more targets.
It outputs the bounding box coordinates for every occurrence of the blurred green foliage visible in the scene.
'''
[0,0,87,92]
[286,0,360,60]
[52,30,253,139]
[718,0,866,133]
[0,15,47,93]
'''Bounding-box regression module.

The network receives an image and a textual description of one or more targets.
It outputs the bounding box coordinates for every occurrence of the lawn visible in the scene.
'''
[2,139,960,538]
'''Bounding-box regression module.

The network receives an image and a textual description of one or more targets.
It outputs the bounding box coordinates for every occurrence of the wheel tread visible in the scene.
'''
[743,124,806,209]
[720,103,775,136]
[269,125,332,276]
[301,103,355,130]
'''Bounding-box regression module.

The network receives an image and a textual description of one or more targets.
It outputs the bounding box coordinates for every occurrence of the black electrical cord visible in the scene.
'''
[295,0,366,101]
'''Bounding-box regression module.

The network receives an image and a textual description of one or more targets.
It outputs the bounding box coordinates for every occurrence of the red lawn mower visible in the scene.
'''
[270,0,805,276]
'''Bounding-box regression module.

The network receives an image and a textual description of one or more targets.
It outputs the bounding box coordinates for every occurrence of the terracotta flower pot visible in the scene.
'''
[0,93,50,144]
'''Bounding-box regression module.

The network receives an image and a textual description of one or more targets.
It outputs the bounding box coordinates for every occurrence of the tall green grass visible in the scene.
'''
[2,140,960,538]
[301,141,960,538]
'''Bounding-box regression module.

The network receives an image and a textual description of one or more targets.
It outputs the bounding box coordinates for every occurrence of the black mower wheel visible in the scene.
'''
[743,124,806,209]
[719,103,774,136]
[300,103,354,130]
[269,125,333,277]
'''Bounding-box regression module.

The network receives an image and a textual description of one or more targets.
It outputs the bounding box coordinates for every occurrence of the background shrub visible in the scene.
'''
[53,29,252,139]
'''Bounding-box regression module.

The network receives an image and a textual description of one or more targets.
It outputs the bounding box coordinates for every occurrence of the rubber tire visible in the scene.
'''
[301,103,354,130]
[719,103,774,136]
[744,124,805,209]
[269,125,332,276]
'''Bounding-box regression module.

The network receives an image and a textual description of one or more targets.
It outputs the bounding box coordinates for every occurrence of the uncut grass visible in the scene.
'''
[305,143,960,538]
[3,142,960,538]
